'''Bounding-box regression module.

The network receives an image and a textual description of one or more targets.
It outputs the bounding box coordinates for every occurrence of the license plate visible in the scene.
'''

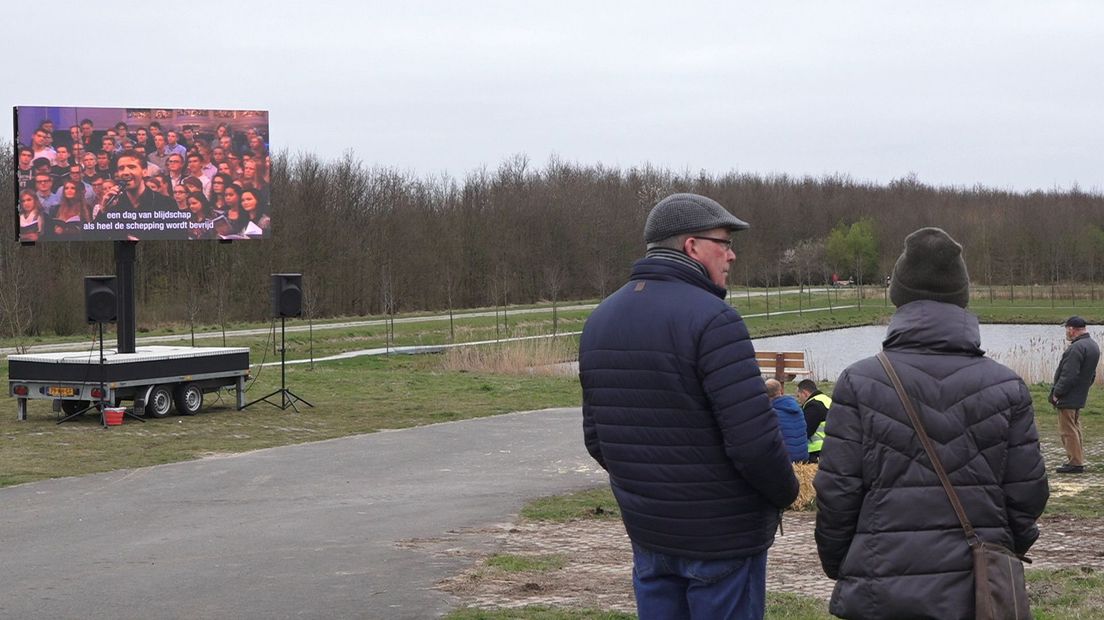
[48,386,76,397]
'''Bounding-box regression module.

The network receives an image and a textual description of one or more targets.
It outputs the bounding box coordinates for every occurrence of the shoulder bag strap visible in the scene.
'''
[876,351,979,545]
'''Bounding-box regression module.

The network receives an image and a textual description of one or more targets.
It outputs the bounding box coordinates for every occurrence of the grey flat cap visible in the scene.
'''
[644,193,750,244]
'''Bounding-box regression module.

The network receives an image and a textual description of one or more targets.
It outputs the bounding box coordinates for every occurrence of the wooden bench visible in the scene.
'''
[756,351,810,381]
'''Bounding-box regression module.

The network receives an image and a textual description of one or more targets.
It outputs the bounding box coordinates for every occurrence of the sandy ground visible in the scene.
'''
[422,478,1104,615]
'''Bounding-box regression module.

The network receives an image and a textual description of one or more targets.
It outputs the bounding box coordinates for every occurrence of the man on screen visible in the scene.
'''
[32,128,57,165]
[51,145,73,178]
[97,150,175,219]
[17,146,34,190]
[165,131,187,159]
[32,173,61,218]
[134,126,152,152]
[79,119,95,150]
[95,151,113,178]
[80,151,98,179]
[149,133,171,170]
[165,153,187,191]
[186,153,212,197]
[114,122,130,145]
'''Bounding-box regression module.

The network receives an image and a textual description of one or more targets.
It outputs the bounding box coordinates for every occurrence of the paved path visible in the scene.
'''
[0,408,605,619]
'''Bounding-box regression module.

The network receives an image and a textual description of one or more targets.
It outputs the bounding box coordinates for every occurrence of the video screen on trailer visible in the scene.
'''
[14,106,270,242]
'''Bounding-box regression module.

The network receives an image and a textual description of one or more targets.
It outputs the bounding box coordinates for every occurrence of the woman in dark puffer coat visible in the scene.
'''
[814,228,1049,620]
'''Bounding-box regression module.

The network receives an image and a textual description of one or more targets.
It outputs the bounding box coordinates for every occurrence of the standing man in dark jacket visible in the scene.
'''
[580,193,799,620]
[796,379,831,462]
[813,228,1048,620]
[1050,316,1100,474]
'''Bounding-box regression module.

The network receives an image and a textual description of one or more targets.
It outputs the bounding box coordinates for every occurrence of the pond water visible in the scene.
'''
[752,325,1104,383]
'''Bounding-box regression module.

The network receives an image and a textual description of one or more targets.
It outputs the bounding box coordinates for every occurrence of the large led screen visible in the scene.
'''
[14,106,270,242]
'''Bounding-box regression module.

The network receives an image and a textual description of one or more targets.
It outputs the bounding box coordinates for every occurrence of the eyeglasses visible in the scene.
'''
[692,236,734,249]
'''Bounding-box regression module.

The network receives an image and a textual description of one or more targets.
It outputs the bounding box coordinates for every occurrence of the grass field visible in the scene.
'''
[0,293,1098,489]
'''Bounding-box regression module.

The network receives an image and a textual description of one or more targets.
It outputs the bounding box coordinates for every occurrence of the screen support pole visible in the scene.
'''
[115,240,137,354]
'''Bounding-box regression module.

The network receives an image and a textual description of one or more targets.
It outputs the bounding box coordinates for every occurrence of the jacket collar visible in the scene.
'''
[882,300,984,356]
[1070,332,1092,345]
[630,256,728,299]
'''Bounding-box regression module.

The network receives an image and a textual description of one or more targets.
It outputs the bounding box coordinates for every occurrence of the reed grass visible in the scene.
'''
[791,462,819,511]
[438,337,580,376]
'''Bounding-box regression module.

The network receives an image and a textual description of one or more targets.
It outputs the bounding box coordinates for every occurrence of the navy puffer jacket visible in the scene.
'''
[580,257,799,560]
[814,300,1049,620]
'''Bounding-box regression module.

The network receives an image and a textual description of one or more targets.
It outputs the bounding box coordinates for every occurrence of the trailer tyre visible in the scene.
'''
[174,383,203,416]
[145,385,174,418]
[61,400,91,416]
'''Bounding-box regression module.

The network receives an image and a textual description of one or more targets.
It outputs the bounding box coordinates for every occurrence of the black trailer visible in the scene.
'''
[8,345,250,421]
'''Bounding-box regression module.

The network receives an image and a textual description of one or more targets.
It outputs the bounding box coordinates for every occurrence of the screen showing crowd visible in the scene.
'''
[14,106,271,242]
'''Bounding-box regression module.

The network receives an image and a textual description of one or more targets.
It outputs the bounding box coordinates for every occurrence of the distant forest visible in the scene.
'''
[3,146,1103,337]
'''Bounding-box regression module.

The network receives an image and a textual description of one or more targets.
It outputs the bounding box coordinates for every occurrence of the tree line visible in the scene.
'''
[2,145,1102,338]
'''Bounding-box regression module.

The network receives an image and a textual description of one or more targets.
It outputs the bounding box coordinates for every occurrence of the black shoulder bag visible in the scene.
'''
[876,352,1030,620]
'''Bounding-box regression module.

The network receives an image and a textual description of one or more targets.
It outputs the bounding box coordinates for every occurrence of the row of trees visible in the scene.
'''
[2,145,1102,337]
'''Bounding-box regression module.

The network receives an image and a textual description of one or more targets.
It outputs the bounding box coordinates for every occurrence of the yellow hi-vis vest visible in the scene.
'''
[806,393,833,453]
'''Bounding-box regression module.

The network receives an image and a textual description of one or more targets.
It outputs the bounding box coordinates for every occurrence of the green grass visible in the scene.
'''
[445,607,634,620]
[765,592,834,619]
[1028,385,1104,518]
[485,554,568,573]
[1028,567,1104,619]
[444,592,832,620]
[520,487,622,522]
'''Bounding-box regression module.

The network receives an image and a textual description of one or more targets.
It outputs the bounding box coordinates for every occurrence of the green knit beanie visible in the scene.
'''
[889,227,970,308]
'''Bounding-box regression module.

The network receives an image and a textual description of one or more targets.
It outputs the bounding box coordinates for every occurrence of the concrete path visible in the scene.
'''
[0,408,605,620]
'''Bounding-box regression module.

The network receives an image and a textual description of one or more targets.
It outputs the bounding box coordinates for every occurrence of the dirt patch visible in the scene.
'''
[420,511,1104,614]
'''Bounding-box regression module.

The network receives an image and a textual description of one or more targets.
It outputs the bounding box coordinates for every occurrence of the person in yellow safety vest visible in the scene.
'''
[797,379,832,462]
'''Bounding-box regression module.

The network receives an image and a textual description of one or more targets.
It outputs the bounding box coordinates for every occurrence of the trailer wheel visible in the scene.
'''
[61,400,91,416]
[145,385,174,418]
[174,383,203,416]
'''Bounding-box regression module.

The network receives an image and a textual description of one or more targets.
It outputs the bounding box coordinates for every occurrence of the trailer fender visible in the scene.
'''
[135,384,156,412]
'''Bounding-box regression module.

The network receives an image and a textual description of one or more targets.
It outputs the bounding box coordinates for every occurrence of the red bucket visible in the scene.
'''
[104,407,125,426]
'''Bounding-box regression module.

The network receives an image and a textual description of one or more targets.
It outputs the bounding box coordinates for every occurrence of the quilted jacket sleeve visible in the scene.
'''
[813,369,866,579]
[581,388,606,470]
[1002,381,1049,554]
[1051,343,1084,401]
[699,310,798,510]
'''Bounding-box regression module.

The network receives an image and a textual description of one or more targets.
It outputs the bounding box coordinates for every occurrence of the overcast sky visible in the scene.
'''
[6,1,1101,192]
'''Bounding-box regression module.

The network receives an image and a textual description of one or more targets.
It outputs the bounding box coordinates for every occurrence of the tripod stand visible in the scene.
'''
[243,317,313,412]
[57,322,144,427]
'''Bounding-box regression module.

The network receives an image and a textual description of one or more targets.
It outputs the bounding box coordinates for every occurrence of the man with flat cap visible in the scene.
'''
[579,193,798,619]
[1051,316,1100,474]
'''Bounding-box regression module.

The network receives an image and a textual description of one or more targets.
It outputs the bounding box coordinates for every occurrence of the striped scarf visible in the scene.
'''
[645,247,709,279]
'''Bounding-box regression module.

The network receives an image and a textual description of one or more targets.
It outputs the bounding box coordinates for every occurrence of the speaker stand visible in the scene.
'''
[243,317,313,412]
[56,322,142,427]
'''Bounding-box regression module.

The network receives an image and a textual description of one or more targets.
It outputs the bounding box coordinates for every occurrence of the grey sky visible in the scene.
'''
[6,1,1101,191]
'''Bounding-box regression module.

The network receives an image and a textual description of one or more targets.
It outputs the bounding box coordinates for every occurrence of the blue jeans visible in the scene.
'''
[631,542,768,620]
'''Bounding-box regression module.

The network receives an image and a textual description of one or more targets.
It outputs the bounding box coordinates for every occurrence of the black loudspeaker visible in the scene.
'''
[271,273,303,318]
[84,275,118,324]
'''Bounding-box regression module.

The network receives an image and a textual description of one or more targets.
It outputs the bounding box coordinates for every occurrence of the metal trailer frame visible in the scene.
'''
[8,346,251,421]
